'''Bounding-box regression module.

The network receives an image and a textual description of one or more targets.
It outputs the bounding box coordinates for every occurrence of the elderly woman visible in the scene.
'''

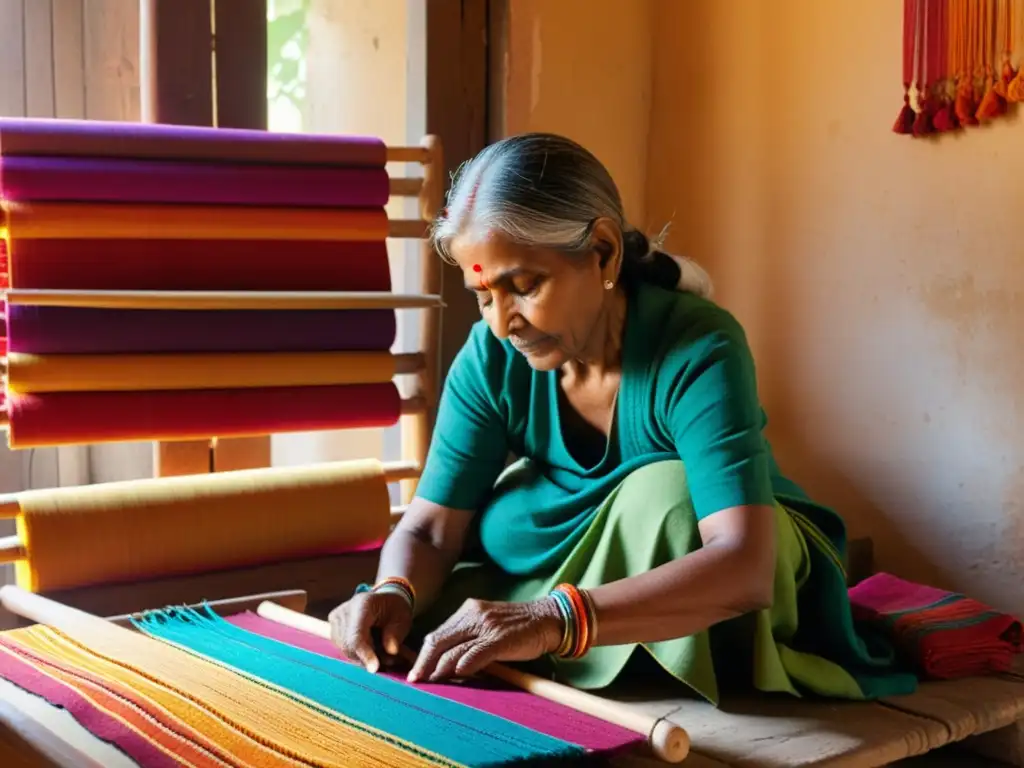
[329,133,916,704]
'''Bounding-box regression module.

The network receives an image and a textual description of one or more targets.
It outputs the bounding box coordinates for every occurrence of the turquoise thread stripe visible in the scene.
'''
[895,611,1009,642]
[133,607,587,768]
[877,593,963,621]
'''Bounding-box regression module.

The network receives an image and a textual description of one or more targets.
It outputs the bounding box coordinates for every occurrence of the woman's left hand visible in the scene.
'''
[406,597,564,682]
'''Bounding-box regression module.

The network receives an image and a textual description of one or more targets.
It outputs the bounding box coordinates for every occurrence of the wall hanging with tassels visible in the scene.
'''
[895,0,1024,137]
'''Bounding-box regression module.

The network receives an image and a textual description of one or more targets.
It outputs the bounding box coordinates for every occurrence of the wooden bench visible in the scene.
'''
[607,538,1024,767]
[2,537,1020,767]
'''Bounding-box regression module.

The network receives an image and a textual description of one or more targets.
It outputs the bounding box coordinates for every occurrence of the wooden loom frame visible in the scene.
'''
[134,0,446,492]
[0,200,445,614]
[0,586,691,765]
[0,0,452,619]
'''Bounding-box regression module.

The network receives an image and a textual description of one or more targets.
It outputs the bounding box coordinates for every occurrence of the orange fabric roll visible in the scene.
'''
[14,459,390,592]
[5,351,398,393]
[1,201,388,241]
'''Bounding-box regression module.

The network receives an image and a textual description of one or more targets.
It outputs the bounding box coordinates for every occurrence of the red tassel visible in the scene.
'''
[893,94,916,134]
[912,97,936,136]
[931,101,960,132]
[954,83,979,126]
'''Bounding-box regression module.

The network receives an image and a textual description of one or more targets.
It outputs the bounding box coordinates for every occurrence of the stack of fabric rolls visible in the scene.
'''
[0,117,436,449]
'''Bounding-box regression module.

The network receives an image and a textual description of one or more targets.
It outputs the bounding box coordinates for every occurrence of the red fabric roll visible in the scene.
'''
[9,238,391,291]
[5,384,401,448]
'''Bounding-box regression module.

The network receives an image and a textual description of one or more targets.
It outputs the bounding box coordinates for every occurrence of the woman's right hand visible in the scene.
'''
[328,591,414,673]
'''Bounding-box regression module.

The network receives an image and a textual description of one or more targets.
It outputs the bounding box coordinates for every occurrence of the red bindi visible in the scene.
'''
[471,264,489,288]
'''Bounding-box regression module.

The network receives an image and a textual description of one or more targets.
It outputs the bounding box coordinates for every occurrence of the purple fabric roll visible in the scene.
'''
[0,156,390,208]
[6,305,396,354]
[0,117,386,167]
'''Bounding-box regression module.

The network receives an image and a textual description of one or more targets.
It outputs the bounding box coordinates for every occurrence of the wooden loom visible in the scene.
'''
[0,122,700,763]
[0,66,698,766]
[0,128,445,622]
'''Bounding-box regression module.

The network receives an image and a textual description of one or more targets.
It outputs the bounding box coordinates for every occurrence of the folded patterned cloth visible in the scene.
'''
[848,572,1023,680]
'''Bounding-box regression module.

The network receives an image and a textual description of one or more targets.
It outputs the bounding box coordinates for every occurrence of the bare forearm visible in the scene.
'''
[586,543,774,647]
[374,528,460,616]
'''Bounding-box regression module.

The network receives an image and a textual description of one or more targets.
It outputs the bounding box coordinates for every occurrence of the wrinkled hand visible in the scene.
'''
[406,597,564,683]
[329,591,413,674]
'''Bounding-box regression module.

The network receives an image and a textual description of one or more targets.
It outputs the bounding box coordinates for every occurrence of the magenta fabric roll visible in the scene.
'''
[5,305,396,354]
[0,156,390,208]
[0,117,386,167]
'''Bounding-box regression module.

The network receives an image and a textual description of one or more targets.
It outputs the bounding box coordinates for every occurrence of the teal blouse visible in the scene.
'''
[415,280,812,576]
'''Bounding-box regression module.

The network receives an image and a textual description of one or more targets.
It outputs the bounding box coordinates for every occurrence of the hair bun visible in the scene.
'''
[622,229,651,261]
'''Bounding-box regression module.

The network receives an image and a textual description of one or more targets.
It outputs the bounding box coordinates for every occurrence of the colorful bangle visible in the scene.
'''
[549,583,596,660]
[355,576,417,612]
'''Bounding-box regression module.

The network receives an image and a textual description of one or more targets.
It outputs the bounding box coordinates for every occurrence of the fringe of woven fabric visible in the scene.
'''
[0,622,456,768]
[133,605,589,767]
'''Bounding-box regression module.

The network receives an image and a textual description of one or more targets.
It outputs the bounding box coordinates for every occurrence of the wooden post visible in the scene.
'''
[208,0,272,473]
[140,0,271,476]
[139,0,215,477]
[139,0,213,125]
[425,0,489,384]
[400,136,444,503]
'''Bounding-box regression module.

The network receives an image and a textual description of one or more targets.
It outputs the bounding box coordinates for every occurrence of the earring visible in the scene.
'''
[603,279,614,290]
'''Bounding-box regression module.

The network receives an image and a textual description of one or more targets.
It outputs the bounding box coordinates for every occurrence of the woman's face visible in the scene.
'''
[448,222,621,370]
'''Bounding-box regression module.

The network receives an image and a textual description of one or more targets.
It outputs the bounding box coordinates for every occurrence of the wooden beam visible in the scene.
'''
[139,0,213,125]
[209,0,271,473]
[425,0,490,385]
[140,0,215,476]
[0,0,26,117]
[213,0,268,129]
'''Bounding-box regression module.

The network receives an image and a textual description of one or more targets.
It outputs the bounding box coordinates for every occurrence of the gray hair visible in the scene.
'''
[428,133,712,298]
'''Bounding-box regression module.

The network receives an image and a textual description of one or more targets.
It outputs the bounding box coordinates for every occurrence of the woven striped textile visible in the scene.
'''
[0,607,643,767]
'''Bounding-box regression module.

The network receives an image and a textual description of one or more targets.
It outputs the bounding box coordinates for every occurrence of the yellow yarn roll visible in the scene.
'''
[14,459,390,593]
[6,351,397,393]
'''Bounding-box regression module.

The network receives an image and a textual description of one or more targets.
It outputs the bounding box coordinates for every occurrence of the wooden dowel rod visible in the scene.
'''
[389,178,423,197]
[385,146,431,164]
[0,497,17,519]
[2,290,443,311]
[388,219,429,239]
[0,535,26,563]
[255,601,690,763]
[381,460,421,482]
[104,589,309,627]
[393,352,426,375]
[0,586,121,639]
[389,505,408,526]
[401,134,445,505]
[400,395,427,416]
